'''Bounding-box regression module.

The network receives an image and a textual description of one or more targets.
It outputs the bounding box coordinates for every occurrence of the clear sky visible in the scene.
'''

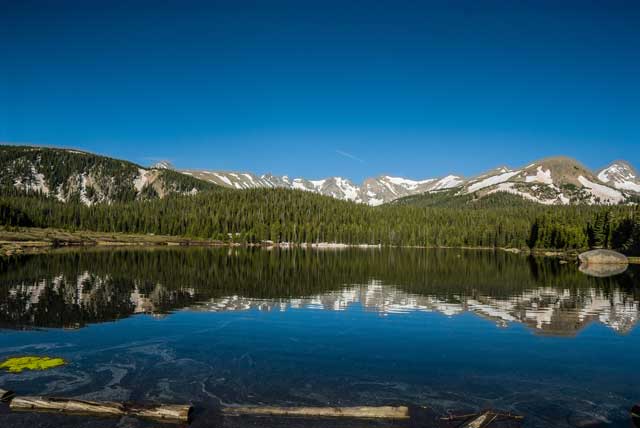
[2,0,639,182]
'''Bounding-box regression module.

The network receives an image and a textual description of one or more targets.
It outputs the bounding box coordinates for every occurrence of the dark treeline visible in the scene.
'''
[1,247,637,328]
[1,189,640,254]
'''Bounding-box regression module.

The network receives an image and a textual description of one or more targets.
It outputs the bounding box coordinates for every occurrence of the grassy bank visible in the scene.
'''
[3,227,639,265]
[0,227,224,256]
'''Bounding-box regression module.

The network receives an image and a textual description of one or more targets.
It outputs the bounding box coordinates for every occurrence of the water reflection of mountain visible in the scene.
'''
[0,248,638,335]
[195,282,639,335]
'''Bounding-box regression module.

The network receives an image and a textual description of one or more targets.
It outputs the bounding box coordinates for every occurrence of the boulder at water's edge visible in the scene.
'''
[578,249,629,277]
[578,249,628,265]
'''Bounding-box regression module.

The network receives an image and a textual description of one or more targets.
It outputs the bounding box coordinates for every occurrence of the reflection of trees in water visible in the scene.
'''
[0,248,637,331]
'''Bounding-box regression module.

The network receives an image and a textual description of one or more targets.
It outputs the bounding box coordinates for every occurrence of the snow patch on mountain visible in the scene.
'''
[486,182,566,205]
[213,173,232,186]
[467,170,521,193]
[384,176,436,189]
[526,166,553,184]
[151,160,174,170]
[133,168,151,191]
[431,175,464,190]
[577,176,625,204]
[330,177,360,202]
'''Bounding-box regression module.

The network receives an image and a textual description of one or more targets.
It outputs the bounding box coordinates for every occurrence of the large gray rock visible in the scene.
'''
[578,249,628,277]
[579,249,628,265]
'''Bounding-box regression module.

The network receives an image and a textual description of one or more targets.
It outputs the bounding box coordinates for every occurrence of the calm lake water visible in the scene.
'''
[0,248,639,428]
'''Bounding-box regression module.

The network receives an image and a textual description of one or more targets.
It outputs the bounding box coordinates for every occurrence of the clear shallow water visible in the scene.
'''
[0,248,639,427]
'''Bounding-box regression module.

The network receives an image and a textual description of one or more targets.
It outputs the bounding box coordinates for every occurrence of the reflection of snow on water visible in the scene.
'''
[192,281,640,336]
[5,267,640,336]
[1,255,639,428]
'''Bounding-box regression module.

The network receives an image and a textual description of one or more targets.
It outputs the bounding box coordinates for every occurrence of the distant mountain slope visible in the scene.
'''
[179,169,463,205]
[0,146,215,204]
[172,156,636,206]
[459,157,627,205]
[2,146,636,207]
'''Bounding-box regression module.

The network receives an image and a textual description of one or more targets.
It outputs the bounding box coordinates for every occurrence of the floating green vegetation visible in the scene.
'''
[0,356,66,373]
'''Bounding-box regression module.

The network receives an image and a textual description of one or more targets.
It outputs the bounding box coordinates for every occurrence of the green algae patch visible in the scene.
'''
[0,356,66,373]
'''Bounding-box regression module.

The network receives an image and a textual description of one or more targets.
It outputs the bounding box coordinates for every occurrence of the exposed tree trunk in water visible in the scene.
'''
[128,404,193,422]
[0,388,15,402]
[221,405,410,419]
[10,397,124,417]
[631,404,640,428]
[10,396,192,423]
[464,411,495,428]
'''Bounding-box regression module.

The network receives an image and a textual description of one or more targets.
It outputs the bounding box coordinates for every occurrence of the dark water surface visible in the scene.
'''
[0,248,639,427]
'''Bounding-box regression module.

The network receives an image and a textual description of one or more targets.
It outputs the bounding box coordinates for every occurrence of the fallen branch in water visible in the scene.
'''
[10,396,192,424]
[0,388,15,403]
[221,405,411,419]
[465,412,496,428]
[441,410,524,427]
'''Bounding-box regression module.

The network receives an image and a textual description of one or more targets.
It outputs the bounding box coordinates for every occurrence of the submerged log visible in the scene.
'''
[0,388,15,403]
[128,403,193,422]
[10,396,192,423]
[442,411,524,427]
[10,397,124,417]
[464,411,495,428]
[222,405,410,419]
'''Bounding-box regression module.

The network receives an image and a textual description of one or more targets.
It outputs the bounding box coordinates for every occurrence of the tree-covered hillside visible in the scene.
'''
[1,187,639,255]
[0,145,216,203]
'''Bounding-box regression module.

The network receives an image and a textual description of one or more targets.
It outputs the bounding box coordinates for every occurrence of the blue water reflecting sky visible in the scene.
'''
[2,300,639,427]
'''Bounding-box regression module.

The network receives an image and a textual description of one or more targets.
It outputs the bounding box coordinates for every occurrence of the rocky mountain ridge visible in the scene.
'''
[181,169,466,205]
[169,156,639,206]
[2,146,638,206]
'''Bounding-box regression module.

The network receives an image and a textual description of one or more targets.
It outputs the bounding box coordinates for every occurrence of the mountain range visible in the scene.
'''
[1,145,638,206]
[156,156,640,206]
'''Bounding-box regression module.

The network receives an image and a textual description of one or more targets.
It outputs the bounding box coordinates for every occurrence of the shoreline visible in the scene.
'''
[0,227,634,262]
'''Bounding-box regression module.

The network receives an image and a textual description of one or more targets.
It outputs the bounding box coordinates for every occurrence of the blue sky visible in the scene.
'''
[2,0,639,182]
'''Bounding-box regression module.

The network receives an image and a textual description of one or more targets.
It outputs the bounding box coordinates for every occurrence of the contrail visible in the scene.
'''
[336,150,365,163]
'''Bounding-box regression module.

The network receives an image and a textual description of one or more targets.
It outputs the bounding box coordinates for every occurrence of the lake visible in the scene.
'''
[0,247,639,427]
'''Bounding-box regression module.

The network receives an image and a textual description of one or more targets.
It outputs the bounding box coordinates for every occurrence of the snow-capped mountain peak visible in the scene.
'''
[461,157,628,205]
[597,161,640,193]
[177,169,464,206]
[173,156,636,206]
[151,160,175,170]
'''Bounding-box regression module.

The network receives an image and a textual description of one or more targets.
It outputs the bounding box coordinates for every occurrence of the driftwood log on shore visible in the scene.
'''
[222,405,411,419]
[10,396,192,423]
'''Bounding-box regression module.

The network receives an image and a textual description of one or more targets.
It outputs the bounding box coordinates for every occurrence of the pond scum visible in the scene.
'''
[0,356,66,373]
